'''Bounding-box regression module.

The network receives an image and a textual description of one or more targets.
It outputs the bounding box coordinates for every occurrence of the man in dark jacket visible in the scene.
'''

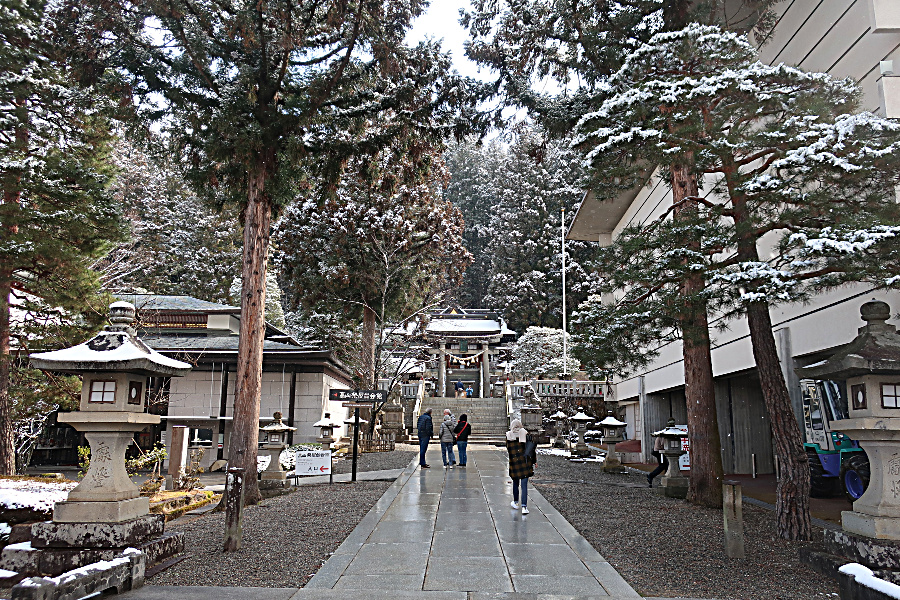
[417,408,434,468]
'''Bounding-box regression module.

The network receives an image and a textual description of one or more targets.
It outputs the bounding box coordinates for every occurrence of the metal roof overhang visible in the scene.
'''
[566,180,649,244]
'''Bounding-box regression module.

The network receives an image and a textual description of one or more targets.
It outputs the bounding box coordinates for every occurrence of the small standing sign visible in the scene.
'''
[295,450,332,476]
[329,389,385,482]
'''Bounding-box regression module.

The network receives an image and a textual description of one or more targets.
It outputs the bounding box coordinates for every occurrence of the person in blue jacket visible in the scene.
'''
[416,408,434,468]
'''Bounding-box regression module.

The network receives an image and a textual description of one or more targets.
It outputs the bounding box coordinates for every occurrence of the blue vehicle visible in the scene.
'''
[801,379,869,501]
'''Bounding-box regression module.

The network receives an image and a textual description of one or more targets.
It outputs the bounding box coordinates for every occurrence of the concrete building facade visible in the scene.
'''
[567,0,900,474]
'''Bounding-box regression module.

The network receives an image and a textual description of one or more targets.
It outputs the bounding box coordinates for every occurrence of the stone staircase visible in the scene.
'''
[412,397,509,445]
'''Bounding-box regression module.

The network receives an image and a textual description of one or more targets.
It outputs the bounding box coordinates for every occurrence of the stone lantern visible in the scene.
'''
[570,410,593,457]
[380,403,405,441]
[259,412,296,484]
[520,404,542,434]
[796,300,900,542]
[551,410,568,448]
[652,425,688,499]
[314,413,341,449]
[599,412,628,473]
[7,301,191,577]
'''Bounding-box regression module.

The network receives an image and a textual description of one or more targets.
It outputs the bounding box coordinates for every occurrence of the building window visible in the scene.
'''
[883,384,900,409]
[89,380,116,403]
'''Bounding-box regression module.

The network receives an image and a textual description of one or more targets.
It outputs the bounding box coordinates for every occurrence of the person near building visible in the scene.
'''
[439,414,458,467]
[453,414,471,467]
[417,408,434,468]
[465,385,474,397]
[454,380,464,398]
[506,419,535,514]
[647,418,676,487]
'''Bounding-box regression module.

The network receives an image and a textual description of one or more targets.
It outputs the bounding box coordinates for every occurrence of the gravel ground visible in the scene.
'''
[533,454,839,600]
[331,444,417,475]
[151,479,392,587]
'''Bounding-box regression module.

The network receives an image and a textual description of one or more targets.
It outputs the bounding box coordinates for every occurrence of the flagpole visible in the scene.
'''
[561,207,567,377]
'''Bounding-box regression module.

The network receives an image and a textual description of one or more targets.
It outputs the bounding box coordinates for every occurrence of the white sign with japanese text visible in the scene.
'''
[295,450,332,476]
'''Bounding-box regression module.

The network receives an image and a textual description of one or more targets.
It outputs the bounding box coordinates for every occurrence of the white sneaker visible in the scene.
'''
[510,500,520,509]
[521,506,529,515]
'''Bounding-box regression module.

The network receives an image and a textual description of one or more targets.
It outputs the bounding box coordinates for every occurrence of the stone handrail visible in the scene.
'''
[401,382,419,398]
[529,380,606,399]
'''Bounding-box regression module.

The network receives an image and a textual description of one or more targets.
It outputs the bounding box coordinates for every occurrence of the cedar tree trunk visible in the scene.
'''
[360,303,377,390]
[731,187,812,540]
[672,161,724,508]
[230,153,274,506]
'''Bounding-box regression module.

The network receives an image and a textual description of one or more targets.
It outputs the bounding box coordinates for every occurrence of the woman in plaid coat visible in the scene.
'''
[506,419,535,514]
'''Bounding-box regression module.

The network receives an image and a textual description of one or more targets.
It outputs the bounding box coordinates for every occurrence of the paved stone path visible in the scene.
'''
[121,447,709,599]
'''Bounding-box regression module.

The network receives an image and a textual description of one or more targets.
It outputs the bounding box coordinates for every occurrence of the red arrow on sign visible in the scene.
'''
[320,466,328,472]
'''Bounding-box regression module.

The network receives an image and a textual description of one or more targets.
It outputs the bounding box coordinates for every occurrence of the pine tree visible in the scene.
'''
[572,25,900,539]
[274,147,471,390]
[68,0,485,504]
[483,128,597,332]
[511,326,577,379]
[0,0,124,474]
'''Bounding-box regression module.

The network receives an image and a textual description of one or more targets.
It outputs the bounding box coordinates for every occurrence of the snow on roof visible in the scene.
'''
[117,294,239,313]
[426,318,502,334]
[599,416,627,427]
[30,330,191,376]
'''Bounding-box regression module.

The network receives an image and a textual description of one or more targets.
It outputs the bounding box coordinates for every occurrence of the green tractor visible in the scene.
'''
[801,379,869,502]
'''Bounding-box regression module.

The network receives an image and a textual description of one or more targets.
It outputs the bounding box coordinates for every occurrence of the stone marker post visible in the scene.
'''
[224,467,244,552]
[166,426,188,491]
[723,481,745,558]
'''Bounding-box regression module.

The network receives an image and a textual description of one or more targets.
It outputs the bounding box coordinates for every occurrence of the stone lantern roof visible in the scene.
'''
[261,412,297,434]
[29,301,191,377]
[570,411,593,423]
[599,415,626,427]
[796,300,900,380]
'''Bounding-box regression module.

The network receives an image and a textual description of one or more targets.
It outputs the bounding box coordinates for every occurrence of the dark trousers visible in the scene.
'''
[648,452,668,481]
[419,437,430,466]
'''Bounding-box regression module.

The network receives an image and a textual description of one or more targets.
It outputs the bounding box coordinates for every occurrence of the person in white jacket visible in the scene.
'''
[439,414,458,467]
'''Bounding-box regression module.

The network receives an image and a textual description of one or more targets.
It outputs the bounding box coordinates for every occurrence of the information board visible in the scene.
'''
[294,450,332,476]
[328,389,387,403]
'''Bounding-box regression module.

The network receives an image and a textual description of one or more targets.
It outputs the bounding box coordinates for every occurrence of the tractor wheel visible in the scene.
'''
[840,452,871,503]
[808,451,840,498]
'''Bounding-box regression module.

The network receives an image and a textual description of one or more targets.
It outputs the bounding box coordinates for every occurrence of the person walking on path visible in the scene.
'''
[454,380,464,398]
[417,408,434,468]
[439,414,458,468]
[647,418,675,487]
[506,419,535,514]
[453,414,471,467]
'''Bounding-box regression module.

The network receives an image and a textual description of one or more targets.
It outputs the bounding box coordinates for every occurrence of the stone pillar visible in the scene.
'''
[481,347,491,398]
[438,343,447,397]
[166,426,188,491]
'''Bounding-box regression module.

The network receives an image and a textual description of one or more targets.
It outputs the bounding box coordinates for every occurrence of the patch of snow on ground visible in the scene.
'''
[537,448,606,463]
[0,479,77,513]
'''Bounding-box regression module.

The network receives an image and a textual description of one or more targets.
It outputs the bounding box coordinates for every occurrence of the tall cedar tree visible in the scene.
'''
[462,0,780,509]
[0,0,124,474]
[482,128,597,332]
[99,139,242,302]
[274,146,470,391]
[71,0,485,504]
[572,25,900,539]
[443,140,502,308]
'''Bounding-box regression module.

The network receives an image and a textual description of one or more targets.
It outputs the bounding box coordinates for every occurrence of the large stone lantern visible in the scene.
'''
[652,426,688,499]
[30,302,191,523]
[599,412,627,473]
[796,300,900,540]
[520,404,542,434]
[7,301,191,577]
[260,412,296,484]
[570,410,593,457]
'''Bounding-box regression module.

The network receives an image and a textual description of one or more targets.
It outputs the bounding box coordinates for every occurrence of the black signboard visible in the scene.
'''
[328,389,387,403]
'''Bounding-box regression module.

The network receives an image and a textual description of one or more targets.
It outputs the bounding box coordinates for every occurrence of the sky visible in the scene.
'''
[406,0,488,81]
